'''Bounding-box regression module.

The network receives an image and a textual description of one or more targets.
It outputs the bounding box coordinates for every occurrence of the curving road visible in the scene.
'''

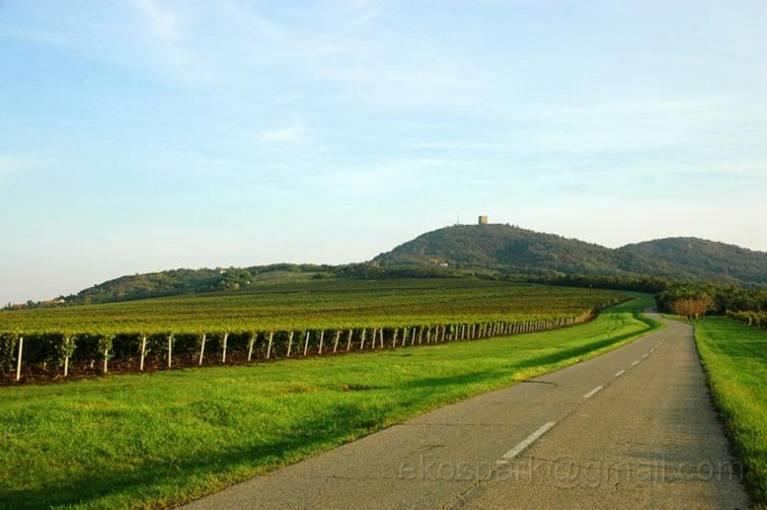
[182,315,749,510]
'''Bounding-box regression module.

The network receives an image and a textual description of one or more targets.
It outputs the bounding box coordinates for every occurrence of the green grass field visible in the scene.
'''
[0,279,626,333]
[694,317,767,507]
[0,295,657,509]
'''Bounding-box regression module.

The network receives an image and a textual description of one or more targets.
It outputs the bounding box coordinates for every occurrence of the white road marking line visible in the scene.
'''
[642,353,648,358]
[615,369,626,377]
[632,360,640,366]
[583,385,604,399]
[496,422,556,465]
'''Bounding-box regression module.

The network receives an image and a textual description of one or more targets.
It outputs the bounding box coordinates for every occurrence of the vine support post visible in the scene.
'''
[266,332,274,359]
[286,331,294,357]
[333,330,341,353]
[63,335,70,378]
[139,334,147,371]
[167,334,173,369]
[318,330,325,355]
[198,333,207,366]
[15,336,23,382]
[346,329,353,352]
[247,332,256,362]
[222,332,229,363]
[303,331,310,356]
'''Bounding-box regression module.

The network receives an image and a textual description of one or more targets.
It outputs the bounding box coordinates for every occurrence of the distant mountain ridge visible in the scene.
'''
[374,224,767,286]
[43,223,767,306]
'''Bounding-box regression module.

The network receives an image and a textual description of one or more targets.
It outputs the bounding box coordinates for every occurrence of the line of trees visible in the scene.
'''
[528,273,767,320]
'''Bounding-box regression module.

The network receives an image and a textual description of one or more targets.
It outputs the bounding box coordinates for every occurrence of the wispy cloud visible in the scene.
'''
[0,156,45,177]
[261,121,308,144]
[318,157,450,194]
[131,0,180,42]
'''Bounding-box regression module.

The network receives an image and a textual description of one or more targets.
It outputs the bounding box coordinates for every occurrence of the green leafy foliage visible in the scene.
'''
[61,264,337,305]
[374,224,767,286]
[658,283,767,315]
[728,311,767,328]
[0,280,627,381]
[0,332,18,376]
[0,279,625,334]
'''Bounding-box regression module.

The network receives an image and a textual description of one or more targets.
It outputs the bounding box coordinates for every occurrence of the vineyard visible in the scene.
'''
[0,279,628,383]
[0,297,655,509]
[727,310,767,328]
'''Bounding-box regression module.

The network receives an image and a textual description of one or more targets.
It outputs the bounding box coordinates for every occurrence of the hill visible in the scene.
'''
[374,224,767,286]
[618,237,767,285]
[24,223,767,307]
[62,264,338,305]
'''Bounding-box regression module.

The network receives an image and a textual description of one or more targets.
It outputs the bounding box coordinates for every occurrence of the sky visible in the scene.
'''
[1,0,766,304]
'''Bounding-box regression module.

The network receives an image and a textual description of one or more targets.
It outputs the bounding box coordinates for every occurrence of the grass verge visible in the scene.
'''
[694,317,767,508]
[0,295,657,509]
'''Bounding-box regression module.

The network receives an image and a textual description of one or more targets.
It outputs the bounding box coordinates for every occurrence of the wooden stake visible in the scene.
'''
[63,335,70,378]
[392,328,399,348]
[247,332,256,362]
[139,334,147,371]
[198,333,207,365]
[266,332,274,359]
[360,328,367,350]
[287,331,294,357]
[333,330,341,353]
[346,329,353,352]
[167,334,173,369]
[318,330,325,354]
[370,328,376,350]
[222,332,229,363]
[303,331,310,356]
[15,336,23,382]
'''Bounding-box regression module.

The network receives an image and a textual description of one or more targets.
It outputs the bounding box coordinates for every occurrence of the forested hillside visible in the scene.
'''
[375,224,767,286]
[17,224,766,307]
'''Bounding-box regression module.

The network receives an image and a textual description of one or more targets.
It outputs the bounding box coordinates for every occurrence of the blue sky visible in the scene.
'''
[1,0,766,303]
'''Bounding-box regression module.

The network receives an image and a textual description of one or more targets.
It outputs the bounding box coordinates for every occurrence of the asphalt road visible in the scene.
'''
[182,315,749,510]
